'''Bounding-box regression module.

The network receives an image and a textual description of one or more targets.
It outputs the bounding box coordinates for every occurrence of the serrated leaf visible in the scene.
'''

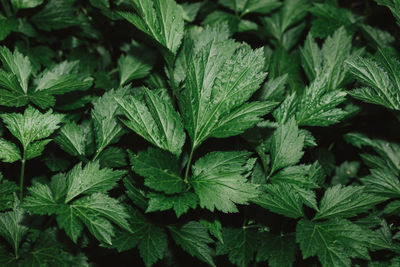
[56,204,84,243]
[254,184,304,218]
[200,219,223,244]
[216,227,259,267]
[23,182,59,215]
[116,88,185,156]
[92,87,130,156]
[362,168,400,197]
[0,70,28,107]
[169,221,215,267]
[25,139,51,160]
[0,201,28,256]
[54,121,86,157]
[65,161,127,203]
[0,179,18,211]
[146,192,198,218]
[269,117,304,174]
[129,147,184,194]
[191,151,259,213]
[123,178,148,210]
[118,0,184,56]
[314,185,387,220]
[0,138,20,163]
[11,0,43,10]
[0,106,63,150]
[118,54,152,86]
[98,147,127,168]
[297,218,370,266]
[256,233,296,267]
[0,46,32,93]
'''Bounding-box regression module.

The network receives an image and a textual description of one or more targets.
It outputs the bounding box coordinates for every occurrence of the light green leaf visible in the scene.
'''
[0,138,20,163]
[0,106,63,150]
[254,184,304,219]
[0,46,32,93]
[118,0,184,56]
[314,185,387,220]
[129,148,184,194]
[191,151,259,213]
[54,121,86,157]
[270,117,304,174]
[11,0,43,10]
[118,54,152,85]
[169,221,215,267]
[116,88,185,156]
[146,192,198,218]
[25,139,51,160]
[65,161,127,203]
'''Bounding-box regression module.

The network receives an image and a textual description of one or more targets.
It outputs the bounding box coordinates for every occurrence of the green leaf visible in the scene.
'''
[0,138,20,163]
[254,184,304,219]
[92,87,130,156]
[54,121,86,157]
[297,218,371,266]
[118,54,152,86]
[0,16,17,41]
[0,200,28,256]
[146,192,198,217]
[129,148,184,194]
[65,161,127,203]
[179,37,267,148]
[116,88,186,156]
[269,117,304,174]
[256,233,296,267]
[112,208,167,266]
[216,227,259,267]
[31,0,80,31]
[0,69,28,107]
[200,219,224,244]
[123,178,148,210]
[11,0,43,10]
[56,204,84,243]
[23,182,59,215]
[34,60,93,95]
[119,0,184,56]
[98,147,127,168]
[314,185,387,220]
[241,0,282,16]
[25,139,51,160]
[362,168,400,197]
[169,221,215,267]
[191,151,259,213]
[346,48,400,110]
[0,106,63,150]
[0,178,18,211]
[0,46,32,94]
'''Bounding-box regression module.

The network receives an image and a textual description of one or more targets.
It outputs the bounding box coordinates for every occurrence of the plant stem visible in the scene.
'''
[19,157,26,200]
[184,147,195,183]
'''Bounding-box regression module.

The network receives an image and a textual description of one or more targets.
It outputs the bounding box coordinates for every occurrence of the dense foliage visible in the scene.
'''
[0,0,400,266]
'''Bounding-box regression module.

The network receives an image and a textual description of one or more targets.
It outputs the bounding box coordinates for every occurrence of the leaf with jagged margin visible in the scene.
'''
[169,221,215,267]
[314,185,387,220]
[191,151,259,213]
[129,147,184,194]
[0,70,28,107]
[54,121,86,157]
[216,227,260,267]
[98,147,127,168]
[269,117,304,175]
[297,218,371,266]
[118,0,184,57]
[0,137,20,163]
[116,88,185,156]
[256,233,296,267]
[118,54,152,86]
[23,182,59,215]
[92,87,130,157]
[362,168,400,198]
[65,161,127,203]
[0,46,32,93]
[146,192,198,217]
[0,178,18,211]
[123,178,148,210]
[254,183,304,219]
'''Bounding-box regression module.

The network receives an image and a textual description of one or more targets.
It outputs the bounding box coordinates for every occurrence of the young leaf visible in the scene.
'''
[146,192,198,218]
[314,185,387,220]
[0,138,20,163]
[269,117,304,174]
[169,221,215,267]
[129,148,184,194]
[118,0,184,56]
[254,184,304,219]
[116,88,185,156]
[190,151,259,213]
[65,161,127,203]
[0,106,64,150]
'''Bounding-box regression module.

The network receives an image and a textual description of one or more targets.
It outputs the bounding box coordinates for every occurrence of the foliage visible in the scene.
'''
[0,0,399,266]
